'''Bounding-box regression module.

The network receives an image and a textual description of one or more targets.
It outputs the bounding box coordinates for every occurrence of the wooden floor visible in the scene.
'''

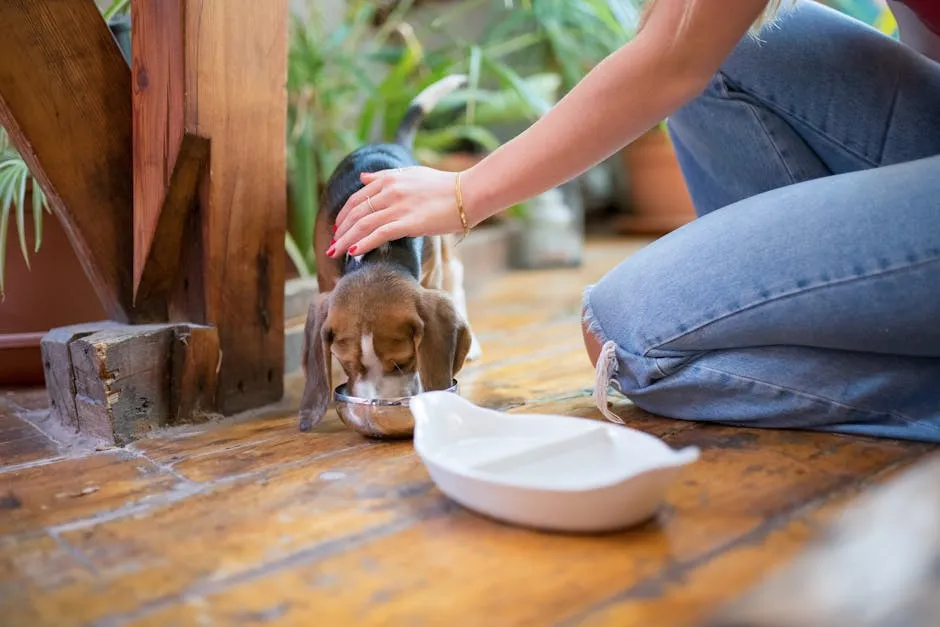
[0,237,935,627]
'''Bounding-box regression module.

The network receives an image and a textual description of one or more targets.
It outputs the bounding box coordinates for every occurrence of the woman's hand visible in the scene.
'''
[328,166,469,258]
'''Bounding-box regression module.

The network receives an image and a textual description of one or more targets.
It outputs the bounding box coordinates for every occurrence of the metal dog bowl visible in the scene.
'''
[333,380,460,439]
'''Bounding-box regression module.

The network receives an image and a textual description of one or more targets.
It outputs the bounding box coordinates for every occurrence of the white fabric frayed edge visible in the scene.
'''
[593,340,625,425]
[583,285,631,424]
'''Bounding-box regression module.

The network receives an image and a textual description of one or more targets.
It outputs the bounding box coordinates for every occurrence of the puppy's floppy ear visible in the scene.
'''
[414,289,472,391]
[299,293,334,431]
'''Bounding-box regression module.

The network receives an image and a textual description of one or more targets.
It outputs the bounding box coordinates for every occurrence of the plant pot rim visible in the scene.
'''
[0,331,46,349]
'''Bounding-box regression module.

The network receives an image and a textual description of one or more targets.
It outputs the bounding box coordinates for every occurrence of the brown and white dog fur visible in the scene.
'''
[299,75,482,432]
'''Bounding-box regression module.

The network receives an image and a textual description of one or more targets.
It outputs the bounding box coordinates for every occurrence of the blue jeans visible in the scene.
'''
[583,1,940,442]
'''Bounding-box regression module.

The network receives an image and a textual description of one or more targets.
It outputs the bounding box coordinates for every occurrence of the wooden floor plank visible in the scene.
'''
[24,446,439,625]
[0,452,182,536]
[0,404,58,469]
[569,459,919,627]
[45,421,924,627]
[0,237,934,627]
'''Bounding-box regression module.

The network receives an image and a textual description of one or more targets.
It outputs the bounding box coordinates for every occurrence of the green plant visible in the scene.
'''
[285,0,564,277]
[0,130,51,298]
[476,0,638,91]
[102,0,131,21]
[0,0,131,298]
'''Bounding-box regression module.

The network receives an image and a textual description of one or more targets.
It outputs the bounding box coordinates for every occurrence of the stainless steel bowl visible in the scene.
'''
[333,380,460,439]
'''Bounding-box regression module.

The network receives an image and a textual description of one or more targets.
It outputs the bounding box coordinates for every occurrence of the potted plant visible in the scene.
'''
[0,0,131,386]
[0,131,108,385]
[615,122,697,235]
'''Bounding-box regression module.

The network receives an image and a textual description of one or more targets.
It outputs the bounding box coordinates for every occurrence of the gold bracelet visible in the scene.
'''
[454,171,470,242]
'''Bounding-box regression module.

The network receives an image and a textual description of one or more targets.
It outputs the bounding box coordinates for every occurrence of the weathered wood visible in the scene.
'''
[0,451,179,536]
[169,324,221,425]
[133,132,210,318]
[706,452,940,627]
[41,323,221,446]
[132,0,289,414]
[39,322,121,434]
[0,0,134,321]
[0,403,58,468]
[131,0,186,293]
[68,325,179,444]
[185,0,288,413]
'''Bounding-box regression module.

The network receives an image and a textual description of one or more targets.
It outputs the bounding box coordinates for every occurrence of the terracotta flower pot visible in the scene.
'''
[616,128,697,235]
[0,211,107,386]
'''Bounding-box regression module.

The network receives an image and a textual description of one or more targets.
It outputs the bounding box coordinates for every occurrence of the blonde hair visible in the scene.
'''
[639,0,795,39]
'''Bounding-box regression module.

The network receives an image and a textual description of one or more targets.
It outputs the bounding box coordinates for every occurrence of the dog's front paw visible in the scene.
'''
[466,333,483,362]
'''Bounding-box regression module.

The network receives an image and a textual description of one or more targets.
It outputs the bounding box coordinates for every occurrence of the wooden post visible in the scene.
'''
[0,0,286,443]
[0,0,135,322]
[133,0,288,414]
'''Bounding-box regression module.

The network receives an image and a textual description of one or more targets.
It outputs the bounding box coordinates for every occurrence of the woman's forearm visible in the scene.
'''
[461,0,769,225]
[461,41,701,224]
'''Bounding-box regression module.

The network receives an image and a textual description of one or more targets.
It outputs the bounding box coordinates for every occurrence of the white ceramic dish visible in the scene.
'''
[409,391,700,533]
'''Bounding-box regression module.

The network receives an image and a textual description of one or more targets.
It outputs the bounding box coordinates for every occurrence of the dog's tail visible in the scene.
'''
[394,74,468,148]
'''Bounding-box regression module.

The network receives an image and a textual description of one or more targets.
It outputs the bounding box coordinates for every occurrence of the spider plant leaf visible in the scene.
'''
[102,0,130,21]
[285,232,312,279]
[0,170,13,299]
[415,124,502,153]
[483,4,534,45]
[466,45,482,124]
[481,52,552,117]
[433,73,561,127]
[430,0,490,30]
[32,177,44,253]
[13,163,29,270]
[0,162,17,216]
[481,31,542,60]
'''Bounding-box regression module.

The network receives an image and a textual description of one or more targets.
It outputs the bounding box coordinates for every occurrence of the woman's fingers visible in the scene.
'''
[330,204,402,257]
[345,222,408,257]
[334,173,388,229]
[334,186,394,241]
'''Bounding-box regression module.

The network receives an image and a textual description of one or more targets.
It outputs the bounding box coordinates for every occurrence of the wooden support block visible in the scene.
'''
[40,322,122,433]
[41,323,221,446]
[134,132,210,319]
[0,0,134,321]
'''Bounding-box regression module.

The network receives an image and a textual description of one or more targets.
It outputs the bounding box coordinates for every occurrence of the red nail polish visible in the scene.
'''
[330,238,336,245]
[327,245,335,257]
[332,225,337,233]
[349,245,358,254]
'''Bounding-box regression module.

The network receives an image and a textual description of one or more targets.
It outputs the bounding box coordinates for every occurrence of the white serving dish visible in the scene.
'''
[409,391,700,533]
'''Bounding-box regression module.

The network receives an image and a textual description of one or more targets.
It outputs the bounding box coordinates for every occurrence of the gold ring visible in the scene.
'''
[367,196,376,213]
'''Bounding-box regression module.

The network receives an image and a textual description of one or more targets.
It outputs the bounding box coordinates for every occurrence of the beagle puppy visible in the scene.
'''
[299,74,482,432]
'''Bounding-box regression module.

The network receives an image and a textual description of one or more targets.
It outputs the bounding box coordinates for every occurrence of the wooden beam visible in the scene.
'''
[0,0,134,322]
[133,132,210,320]
[132,0,288,413]
[131,0,185,295]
